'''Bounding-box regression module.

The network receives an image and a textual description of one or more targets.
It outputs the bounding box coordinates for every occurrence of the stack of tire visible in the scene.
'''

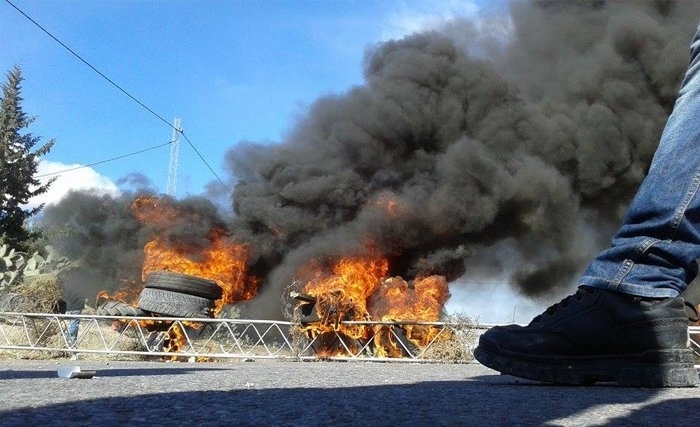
[96,271,223,318]
[137,271,223,318]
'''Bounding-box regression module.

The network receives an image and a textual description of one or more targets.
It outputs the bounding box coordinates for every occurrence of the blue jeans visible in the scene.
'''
[579,23,700,298]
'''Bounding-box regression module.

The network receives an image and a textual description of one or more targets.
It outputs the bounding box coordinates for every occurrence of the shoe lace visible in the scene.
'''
[531,287,596,324]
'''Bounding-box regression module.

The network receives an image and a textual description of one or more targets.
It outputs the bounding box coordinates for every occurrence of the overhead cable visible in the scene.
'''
[4,0,173,130]
[35,141,172,178]
[179,132,226,189]
[4,0,229,191]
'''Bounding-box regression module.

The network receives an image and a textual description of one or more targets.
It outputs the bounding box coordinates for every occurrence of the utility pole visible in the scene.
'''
[166,118,181,197]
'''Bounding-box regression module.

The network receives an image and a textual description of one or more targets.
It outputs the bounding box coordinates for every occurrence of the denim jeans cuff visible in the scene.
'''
[577,277,680,298]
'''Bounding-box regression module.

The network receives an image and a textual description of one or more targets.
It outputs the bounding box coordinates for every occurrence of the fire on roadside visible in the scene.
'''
[368,275,450,357]
[135,197,260,359]
[301,256,388,346]
[293,253,451,358]
[141,232,257,315]
[133,196,258,315]
[95,279,142,307]
[290,195,453,357]
[98,196,259,359]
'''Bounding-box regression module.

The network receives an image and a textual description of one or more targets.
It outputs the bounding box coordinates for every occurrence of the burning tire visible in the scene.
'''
[144,271,223,300]
[96,300,147,317]
[137,287,214,318]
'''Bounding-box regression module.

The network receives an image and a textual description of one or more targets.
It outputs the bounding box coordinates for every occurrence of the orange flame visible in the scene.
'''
[369,275,449,322]
[142,232,257,314]
[368,275,450,357]
[297,256,387,356]
[96,279,144,306]
[302,257,388,324]
[101,196,259,360]
[131,196,257,315]
[296,254,451,358]
[303,257,388,317]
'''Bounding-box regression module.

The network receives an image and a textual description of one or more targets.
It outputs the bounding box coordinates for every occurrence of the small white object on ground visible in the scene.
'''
[57,366,96,379]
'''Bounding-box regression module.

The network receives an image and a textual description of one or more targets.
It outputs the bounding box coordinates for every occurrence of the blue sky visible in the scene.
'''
[1,0,506,205]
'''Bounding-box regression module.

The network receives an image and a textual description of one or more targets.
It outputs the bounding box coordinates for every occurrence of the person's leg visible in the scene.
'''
[474,24,700,387]
[580,22,700,298]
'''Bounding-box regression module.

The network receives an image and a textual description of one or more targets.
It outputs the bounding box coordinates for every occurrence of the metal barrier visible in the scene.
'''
[1,312,699,368]
[0,312,483,362]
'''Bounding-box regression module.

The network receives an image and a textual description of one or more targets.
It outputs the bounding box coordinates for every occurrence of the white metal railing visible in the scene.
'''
[1,312,698,368]
[0,312,483,362]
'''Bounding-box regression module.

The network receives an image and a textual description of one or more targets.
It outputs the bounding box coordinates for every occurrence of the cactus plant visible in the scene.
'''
[0,244,74,314]
[0,244,73,292]
[0,244,28,291]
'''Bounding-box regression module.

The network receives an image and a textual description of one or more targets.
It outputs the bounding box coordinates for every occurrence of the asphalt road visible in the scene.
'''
[0,359,698,426]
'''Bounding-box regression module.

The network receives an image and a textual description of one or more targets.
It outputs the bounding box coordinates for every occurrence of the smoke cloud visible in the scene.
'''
[41,1,700,317]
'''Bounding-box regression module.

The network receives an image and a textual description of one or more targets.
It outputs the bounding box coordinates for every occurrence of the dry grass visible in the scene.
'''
[67,321,147,361]
[420,313,479,363]
[0,275,66,360]
[0,320,62,360]
[0,315,148,361]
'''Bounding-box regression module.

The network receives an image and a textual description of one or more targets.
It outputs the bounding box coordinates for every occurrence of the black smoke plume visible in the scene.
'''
[41,1,700,316]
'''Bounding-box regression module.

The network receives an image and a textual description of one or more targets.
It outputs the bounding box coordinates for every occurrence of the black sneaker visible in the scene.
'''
[473,286,699,387]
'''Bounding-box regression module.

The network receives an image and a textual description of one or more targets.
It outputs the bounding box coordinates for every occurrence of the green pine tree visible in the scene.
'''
[0,65,55,251]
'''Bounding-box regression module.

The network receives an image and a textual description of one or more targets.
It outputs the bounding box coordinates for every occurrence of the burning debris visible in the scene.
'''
[94,197,255,356]
[132,196,258,315]
[288,255,451,357]
[91,196,255,310]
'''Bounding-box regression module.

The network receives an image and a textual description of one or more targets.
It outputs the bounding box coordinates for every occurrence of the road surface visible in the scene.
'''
[0,359,698,426]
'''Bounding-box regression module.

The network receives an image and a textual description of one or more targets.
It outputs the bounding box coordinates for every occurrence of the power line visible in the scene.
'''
[4,0,173,130]
[36,141,172,178]
[180,132,226,189]
[4,0,229,191]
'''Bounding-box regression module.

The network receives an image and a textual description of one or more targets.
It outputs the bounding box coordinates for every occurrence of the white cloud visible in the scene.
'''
[378,0,513,59]
[381,0,481,41]
[26,160,120,209]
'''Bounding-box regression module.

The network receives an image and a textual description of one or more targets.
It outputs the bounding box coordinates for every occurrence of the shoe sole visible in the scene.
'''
[474,344,699,387]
